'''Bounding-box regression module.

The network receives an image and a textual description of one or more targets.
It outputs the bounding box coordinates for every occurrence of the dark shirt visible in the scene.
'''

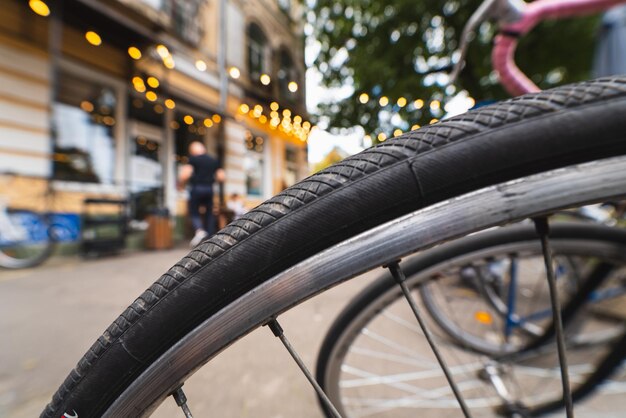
[188,154,220,187]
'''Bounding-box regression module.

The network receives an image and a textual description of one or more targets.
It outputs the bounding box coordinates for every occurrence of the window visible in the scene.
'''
[278,49,299,102]
[247,23,268,80]
[130,134,162,220]
[244,131,265,197]
[53,71,117,184]
[167,0,203,45]
[128,97,165,220]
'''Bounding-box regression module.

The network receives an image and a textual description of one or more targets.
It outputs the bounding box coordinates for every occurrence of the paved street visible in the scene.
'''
[3,247,625,418]
[0,248,375,418]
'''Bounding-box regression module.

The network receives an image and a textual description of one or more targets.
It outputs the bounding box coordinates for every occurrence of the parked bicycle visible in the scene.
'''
[317,222,626,417]
[41,0,626,417]
[0,174,55,269]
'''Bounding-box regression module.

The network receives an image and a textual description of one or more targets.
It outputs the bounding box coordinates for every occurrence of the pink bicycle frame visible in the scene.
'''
[493,0,625,96]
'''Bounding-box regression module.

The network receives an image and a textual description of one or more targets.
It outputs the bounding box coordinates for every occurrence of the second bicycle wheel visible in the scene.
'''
[317,223,626,417]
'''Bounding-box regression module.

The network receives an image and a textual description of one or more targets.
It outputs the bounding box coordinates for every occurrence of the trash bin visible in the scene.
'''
[145,208,172,250]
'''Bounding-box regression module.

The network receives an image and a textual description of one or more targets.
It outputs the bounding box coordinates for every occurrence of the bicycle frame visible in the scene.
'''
[481,257,626,338]
[492,0,625,95]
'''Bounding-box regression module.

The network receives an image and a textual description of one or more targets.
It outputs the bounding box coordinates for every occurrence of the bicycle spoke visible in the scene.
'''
[266,318,343,418]
[533,217,574,418]
[171,386,194,418]
[360,327,437,364]
[387,261,474,418]
[347,345,434,367]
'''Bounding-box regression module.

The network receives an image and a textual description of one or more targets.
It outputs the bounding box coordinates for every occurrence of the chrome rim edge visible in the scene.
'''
[105,155,626,417]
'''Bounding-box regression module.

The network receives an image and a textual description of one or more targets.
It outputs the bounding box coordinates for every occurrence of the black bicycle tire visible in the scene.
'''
[0,209,54,269]
[315,222,626,417]
[41,77,626,418]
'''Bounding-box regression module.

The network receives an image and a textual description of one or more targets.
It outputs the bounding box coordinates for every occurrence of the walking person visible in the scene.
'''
[178,141,225,247]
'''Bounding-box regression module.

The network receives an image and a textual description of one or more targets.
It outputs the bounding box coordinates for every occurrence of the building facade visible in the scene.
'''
[0,0,311,246]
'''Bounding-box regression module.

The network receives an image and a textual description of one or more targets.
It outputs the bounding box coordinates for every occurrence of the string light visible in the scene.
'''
[430,100,441,111]
[411,124,421,130]
[163,56,175,69]
[237,100,313,142]
[147,76,159,88]
[29,0,50,16]
[85,31,102,46]
[195,60,207,71]
[131,77,144,91]
[393,129,403,137]
[229,66,241,79]
[378,133,387,142]
[73,32,313,147]
[359,93,369,104]
[128,46,142,60]
[155,45,175,69]
[80,101,94,112]
[414,99,424,109]
[156,44,170,58]
[397,97,407,107]
[379,96,389,106]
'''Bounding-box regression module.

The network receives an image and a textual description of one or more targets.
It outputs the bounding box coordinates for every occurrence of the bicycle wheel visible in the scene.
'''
[316,223,626,417]
[418,222,624,356]
[0,209,54,269]
[41,77,626,418]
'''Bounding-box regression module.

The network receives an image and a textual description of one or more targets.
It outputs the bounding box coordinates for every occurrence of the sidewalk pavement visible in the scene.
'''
[0,248,374,418]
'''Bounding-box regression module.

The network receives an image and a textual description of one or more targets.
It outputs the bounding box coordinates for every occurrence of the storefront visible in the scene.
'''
[0,0,310,251]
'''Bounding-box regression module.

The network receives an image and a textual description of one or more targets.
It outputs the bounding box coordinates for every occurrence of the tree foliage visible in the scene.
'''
[307,0,600,141]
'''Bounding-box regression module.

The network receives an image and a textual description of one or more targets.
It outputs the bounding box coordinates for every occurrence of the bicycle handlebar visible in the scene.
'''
[495,0,624,96]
